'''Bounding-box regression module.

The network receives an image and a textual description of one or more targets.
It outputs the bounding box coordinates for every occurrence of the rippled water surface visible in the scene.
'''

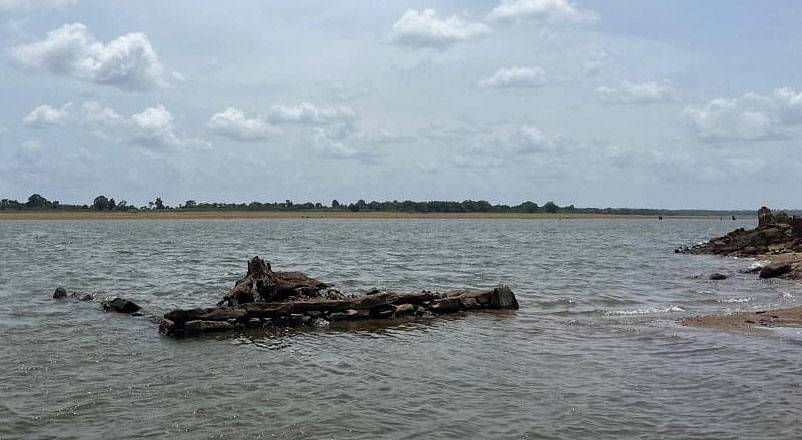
[1,218,801,439]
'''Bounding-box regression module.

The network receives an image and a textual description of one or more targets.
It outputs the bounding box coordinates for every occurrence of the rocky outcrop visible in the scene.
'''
[161,257,519,337]
[685,207,800,257]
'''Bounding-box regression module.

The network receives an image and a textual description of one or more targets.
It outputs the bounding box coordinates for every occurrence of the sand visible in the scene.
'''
[682,252,802,332]
[0,211,731,221]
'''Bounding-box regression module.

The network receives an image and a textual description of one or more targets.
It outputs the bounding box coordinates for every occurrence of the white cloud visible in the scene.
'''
[81,101,123,127]
[22,103,72,128]
[772,87,802,124]
[8,22,180,91]
[682,88,802,143]
[130,105,207,148]
[207,108,279,141]
[268,102,357,124]
[387,9,491,49]
[310,123,392,163]
[596,80,677,104]
[478,66,548,88]
[516,125,560,153]
[0,0,75,10]
[489,0,599,23]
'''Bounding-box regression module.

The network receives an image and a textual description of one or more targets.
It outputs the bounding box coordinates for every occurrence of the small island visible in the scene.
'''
[159,256,520,337]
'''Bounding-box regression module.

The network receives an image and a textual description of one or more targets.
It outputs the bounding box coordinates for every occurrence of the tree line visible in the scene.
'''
[0,193,765,217]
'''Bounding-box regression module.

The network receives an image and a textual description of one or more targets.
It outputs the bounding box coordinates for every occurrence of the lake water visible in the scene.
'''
[1,218,801,439]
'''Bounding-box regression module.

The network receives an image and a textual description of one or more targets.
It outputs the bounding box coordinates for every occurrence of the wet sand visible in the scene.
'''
[682,252,802,331]
[0,211,730,221]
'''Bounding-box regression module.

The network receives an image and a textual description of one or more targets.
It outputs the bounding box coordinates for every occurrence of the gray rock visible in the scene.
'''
[430,297,461,314]
[393,303,415,317]
[759,262,792,279]
[709,273,728,280]
[102,298,141,313]
[490,286,519,309]
[53,287,67,299]
[184,320,234,335]
[312,318,330,327]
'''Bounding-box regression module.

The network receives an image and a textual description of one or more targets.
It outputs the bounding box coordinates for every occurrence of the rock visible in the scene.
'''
[102,298,140,313]
[53,287,67,299]
[329,312,348,321]
[247,318,263,328]
[758,206,776,228]
[289,313,310,325]
[430,297,462,314]
[759,262,792,279]
[158,319,175,335]
[709,273,728,280]
[459,296,479,309]
[184,320,234,335]
[312,318,330,327]
[393,303,415,317]
[490,286,519,309]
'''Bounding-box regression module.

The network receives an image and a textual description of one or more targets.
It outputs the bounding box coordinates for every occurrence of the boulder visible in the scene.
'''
[490,286,519,309]
[184,320,234,336]
[709,273,728,280]
[53,287,67,299]
[759,263,792,279]
[430,297,462,314]
[102,298,140,313]
[393,303,415,317]
[758,206,776,228]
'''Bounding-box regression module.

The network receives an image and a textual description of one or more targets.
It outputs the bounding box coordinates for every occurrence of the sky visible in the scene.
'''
[1,0,801,209]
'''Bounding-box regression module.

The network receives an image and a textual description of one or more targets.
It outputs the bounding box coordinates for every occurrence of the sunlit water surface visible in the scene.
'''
[1,218,801,439]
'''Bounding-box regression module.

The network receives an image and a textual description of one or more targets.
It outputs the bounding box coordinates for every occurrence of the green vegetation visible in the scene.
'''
[0,193,778,217]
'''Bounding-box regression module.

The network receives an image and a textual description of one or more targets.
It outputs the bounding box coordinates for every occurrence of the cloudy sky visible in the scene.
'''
[1,0,801,209]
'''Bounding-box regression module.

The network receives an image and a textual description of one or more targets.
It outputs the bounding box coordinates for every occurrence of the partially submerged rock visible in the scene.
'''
[102,298,141,314]
[162,258,519,337]
[759,262,792,279]
[53,287,67,299]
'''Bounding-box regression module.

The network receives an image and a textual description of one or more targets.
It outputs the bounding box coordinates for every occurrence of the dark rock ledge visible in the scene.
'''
[160,256,519,337]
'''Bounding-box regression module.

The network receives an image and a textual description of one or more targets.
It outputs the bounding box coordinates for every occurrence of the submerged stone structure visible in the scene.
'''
[160,256,519,337]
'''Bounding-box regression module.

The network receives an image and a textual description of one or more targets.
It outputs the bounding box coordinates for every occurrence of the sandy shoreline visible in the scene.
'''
[0,211,745,221]
[682,251,802,332]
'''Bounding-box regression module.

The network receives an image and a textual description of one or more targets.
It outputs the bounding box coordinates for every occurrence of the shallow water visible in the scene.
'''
[1,218,800,439]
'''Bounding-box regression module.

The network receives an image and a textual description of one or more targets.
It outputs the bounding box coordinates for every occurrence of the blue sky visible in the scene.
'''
[1,0,800,209]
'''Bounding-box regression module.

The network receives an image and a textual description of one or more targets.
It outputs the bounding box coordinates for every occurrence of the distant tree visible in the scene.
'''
[331,199,340,209]
[93,195,109,210]
[543,201,559,213]
[117,200,128,211]
[148,201,154,209]
[184,200,197,208]
[285,199,293,208]
[26,194,50,209]
[155,198,165,209]
[108,198,116,211]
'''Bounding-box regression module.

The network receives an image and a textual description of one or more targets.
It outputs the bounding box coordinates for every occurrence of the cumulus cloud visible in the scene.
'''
[22,103,72,128]
[387,9,491,49]
[596,80,677,104]
[207,108,279,141]
[130,105,207,148]
[478,66,548,88]
[268,102,357,124]
[81,101,123,127]
[682,88,802,142]
[516,125,557,153]
[0,0,75,10]
[489,0,599,23]
[310,123,396,163]
[8,22,180,91]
